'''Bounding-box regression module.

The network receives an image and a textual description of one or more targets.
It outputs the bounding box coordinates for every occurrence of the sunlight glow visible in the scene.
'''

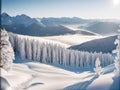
[113,0,120,6]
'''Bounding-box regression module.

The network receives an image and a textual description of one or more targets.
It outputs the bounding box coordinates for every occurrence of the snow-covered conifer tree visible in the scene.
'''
[32,40,38,61]
[112,29,120,77]
[94,58,103,77]
[0,29,14,71]
[19,37,26,59]
[8,32,114,68]
[36,41,41,62]
[26,38,32,60]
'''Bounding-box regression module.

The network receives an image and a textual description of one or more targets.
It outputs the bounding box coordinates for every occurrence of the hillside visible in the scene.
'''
[84,21,119,35]
[1,29,119,90]
[3,24,77,36]
[1,57,119,90]
[69,35,117,53]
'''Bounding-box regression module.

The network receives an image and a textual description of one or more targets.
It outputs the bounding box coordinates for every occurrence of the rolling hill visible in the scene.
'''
[69,35,117,53]
[84,21,119,35]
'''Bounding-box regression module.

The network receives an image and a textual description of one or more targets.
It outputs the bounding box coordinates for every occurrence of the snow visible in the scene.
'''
[87,73,114,90]
[112,30,120,77]
[1,31,119,90]
[11,33,102,48]
[1,58,119,90]
[9,33,113,68]
[64,64,119,90]
[0,30,14,71]
[1,61,82,90]
[94,58,103,76]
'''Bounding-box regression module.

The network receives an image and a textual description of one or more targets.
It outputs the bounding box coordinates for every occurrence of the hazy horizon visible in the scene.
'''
[2,0,120,19]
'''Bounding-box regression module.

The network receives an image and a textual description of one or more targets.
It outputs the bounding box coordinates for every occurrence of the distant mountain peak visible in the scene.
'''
[15,14,31,19]
[1,12,10,17]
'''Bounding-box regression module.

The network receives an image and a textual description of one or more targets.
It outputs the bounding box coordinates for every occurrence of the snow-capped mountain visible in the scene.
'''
[1,13,42,26]
[1,12,120,36]
[1,13,12,25]
[40,17,88,27]
[1,13,87,27]
[1,13,98,36]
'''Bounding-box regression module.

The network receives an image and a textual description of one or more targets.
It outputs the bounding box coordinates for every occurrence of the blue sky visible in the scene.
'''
[2,0,120,19]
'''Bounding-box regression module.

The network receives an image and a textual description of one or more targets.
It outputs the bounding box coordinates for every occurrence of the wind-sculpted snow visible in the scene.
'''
[0,76,11,90]
[9,33,114,68]
[1,60,119,90]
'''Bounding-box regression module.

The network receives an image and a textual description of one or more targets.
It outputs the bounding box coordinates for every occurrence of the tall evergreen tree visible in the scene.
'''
[113,29,120,77]
[94,58,103,77]
[0,29,14,71]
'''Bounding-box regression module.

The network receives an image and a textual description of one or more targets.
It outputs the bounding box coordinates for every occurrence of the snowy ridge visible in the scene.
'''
[69,35,117,53]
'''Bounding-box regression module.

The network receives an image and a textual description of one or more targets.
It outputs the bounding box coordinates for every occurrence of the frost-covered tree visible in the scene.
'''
[94,58,103,77]
[112,30,120,77]
[26,38,32,60]
[9,33,114,68]
[19,37,26,59]
[0,29,14,71]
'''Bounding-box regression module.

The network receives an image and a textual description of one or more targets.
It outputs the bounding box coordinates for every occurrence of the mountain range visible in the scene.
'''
[1,13,120,36]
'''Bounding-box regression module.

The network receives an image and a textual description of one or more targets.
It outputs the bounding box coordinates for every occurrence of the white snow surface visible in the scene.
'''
[87,73,114,90]
[0,58,119,90]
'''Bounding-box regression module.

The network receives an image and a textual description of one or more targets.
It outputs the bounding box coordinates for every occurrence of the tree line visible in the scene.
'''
[9,33,114,68]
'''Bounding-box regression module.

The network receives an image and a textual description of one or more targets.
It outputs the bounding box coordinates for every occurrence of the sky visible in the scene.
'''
[1,0,120,19]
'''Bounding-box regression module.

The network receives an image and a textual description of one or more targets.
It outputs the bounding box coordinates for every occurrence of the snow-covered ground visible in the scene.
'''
[1,58,119,90]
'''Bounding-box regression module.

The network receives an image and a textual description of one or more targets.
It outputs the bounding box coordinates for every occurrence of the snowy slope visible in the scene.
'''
[69,35,117,53]
[64,64,119,90]
[0,60,85,90]
[1,58,119,90]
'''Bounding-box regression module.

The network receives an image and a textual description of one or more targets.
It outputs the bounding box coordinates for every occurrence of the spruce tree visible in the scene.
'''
[94,58,103,77]
[0,29,14,71]
[113,29,120,77]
